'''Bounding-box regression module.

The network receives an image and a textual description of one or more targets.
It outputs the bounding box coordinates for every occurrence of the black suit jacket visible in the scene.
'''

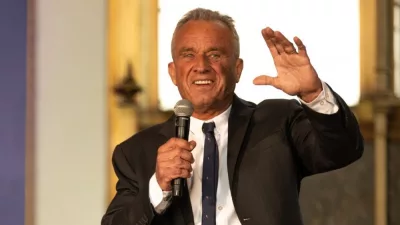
[101,91,364,225]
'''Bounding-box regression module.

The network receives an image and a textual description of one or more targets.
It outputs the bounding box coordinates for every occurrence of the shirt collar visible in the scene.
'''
[190,105,232,136]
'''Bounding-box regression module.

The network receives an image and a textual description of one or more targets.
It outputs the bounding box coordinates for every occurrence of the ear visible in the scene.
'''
[235,58,244,83]
[168,62,177,85]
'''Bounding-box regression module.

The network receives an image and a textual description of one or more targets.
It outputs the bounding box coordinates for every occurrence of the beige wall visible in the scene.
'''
[34,0,108,225]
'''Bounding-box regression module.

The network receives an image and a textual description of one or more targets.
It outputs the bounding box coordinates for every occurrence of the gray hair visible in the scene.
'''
[171,8,240,58]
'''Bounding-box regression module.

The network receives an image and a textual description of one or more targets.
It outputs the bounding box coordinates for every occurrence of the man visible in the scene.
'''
[102,8,364,225]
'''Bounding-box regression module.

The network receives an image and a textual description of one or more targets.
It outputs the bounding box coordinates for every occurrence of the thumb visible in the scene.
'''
[253,75,278,86]
[189,140,197,150]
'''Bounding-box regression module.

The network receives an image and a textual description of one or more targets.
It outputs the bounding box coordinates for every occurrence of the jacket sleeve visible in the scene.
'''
[101,144,155,225]
[288,87,364,177]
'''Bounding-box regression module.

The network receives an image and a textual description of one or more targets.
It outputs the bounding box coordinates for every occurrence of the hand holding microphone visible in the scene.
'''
[155,99,195,196]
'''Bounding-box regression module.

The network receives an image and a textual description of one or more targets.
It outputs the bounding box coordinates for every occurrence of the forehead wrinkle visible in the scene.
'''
[172,21,236,58]
[178,37,227,52]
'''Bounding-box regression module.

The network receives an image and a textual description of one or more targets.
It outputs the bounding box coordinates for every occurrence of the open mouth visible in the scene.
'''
[193,80,213,85]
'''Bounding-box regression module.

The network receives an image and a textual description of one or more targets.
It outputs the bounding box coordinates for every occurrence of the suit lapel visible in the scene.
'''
[159,115,175,138]
[227,95,255,190]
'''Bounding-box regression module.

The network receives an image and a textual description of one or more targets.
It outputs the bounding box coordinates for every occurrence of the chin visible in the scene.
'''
[191,96,215,108]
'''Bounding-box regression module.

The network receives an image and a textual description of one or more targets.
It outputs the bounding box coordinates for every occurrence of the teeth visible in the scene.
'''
[194,80,212,85]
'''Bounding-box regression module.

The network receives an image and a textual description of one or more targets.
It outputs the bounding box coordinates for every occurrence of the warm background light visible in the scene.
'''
[158,0,360,110]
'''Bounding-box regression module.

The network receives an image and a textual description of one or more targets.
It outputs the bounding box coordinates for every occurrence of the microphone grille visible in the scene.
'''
[174,99,194,117]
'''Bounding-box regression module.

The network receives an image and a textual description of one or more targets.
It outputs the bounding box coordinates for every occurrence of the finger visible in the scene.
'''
[157,167,172,183]
[273,31,285,54]
[293,36,308,57]
[173,157,193,171]
[159,138,194,153]
[157,152,173,162]
[179,169,191,178]
[158,147,194,163]
[158,173,172,188]
[177,148,195,163]
[261,27,279,57]
[253,75,279,88]
[158,168,178,184]
[158,158,193,170]
[173,138,196,151]
[275,31,296,54]
[157,139,195,162]
[157,167,191,186]
[173,155,192,169]
[188,140,196,150]
[170,168,191,179]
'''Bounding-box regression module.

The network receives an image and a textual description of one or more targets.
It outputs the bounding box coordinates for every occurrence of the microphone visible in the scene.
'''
[172,99,194,197]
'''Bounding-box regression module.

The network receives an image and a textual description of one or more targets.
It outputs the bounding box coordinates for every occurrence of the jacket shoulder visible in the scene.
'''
[115,119,170,155]
[254,98,301,118]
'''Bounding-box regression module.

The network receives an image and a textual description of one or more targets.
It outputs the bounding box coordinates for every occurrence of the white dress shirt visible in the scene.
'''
[149,82,339,225]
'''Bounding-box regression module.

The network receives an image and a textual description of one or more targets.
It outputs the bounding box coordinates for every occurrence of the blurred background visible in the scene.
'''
[0,0,399,225]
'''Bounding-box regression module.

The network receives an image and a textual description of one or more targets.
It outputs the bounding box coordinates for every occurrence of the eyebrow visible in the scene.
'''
[178,47,196,54]
[178,47,224,54]
[205,47,221,52]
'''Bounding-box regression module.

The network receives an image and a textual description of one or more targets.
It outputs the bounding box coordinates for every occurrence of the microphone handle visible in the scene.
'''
[172,116,190,197]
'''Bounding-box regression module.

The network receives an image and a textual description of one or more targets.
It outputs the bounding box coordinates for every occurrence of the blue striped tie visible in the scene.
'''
[202,122,218,225]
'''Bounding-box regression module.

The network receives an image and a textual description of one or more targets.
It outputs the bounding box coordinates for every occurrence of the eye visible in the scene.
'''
[183,53,194,58]
[209,53,221,60]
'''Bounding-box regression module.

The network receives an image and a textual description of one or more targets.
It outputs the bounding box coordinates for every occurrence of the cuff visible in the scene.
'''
[299,82,339,114]
[149,173,172,214]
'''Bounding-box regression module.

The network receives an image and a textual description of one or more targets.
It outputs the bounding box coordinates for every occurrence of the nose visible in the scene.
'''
[193,55,211,74]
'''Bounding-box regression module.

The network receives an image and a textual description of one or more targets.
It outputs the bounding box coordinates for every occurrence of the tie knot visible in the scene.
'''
[202,122,215,134]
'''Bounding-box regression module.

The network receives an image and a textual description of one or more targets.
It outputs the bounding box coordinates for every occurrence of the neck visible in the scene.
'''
[191,97,233,120]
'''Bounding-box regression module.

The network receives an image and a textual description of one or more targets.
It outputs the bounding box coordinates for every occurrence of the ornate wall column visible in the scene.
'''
[26,0,35,224]
[107,0,160,201]
[371,0,400,225]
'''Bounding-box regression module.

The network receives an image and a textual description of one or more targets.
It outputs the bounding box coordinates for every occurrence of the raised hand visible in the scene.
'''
[253,27,323,103]
[155,138,196,191]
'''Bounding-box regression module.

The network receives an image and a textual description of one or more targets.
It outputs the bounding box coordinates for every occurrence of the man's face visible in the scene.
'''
[168,20,243,114]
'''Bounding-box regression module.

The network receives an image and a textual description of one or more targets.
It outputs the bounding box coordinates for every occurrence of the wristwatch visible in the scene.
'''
[162,191,172,202]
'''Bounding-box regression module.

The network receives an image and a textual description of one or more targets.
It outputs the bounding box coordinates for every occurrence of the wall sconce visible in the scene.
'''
[113,62,142,107]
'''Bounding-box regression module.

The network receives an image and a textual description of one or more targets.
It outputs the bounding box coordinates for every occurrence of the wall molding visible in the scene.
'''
[26,0,35,224]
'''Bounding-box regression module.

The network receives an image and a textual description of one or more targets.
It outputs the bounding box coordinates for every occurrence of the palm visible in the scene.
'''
[253,27,322,101]
[273,52,316,96]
